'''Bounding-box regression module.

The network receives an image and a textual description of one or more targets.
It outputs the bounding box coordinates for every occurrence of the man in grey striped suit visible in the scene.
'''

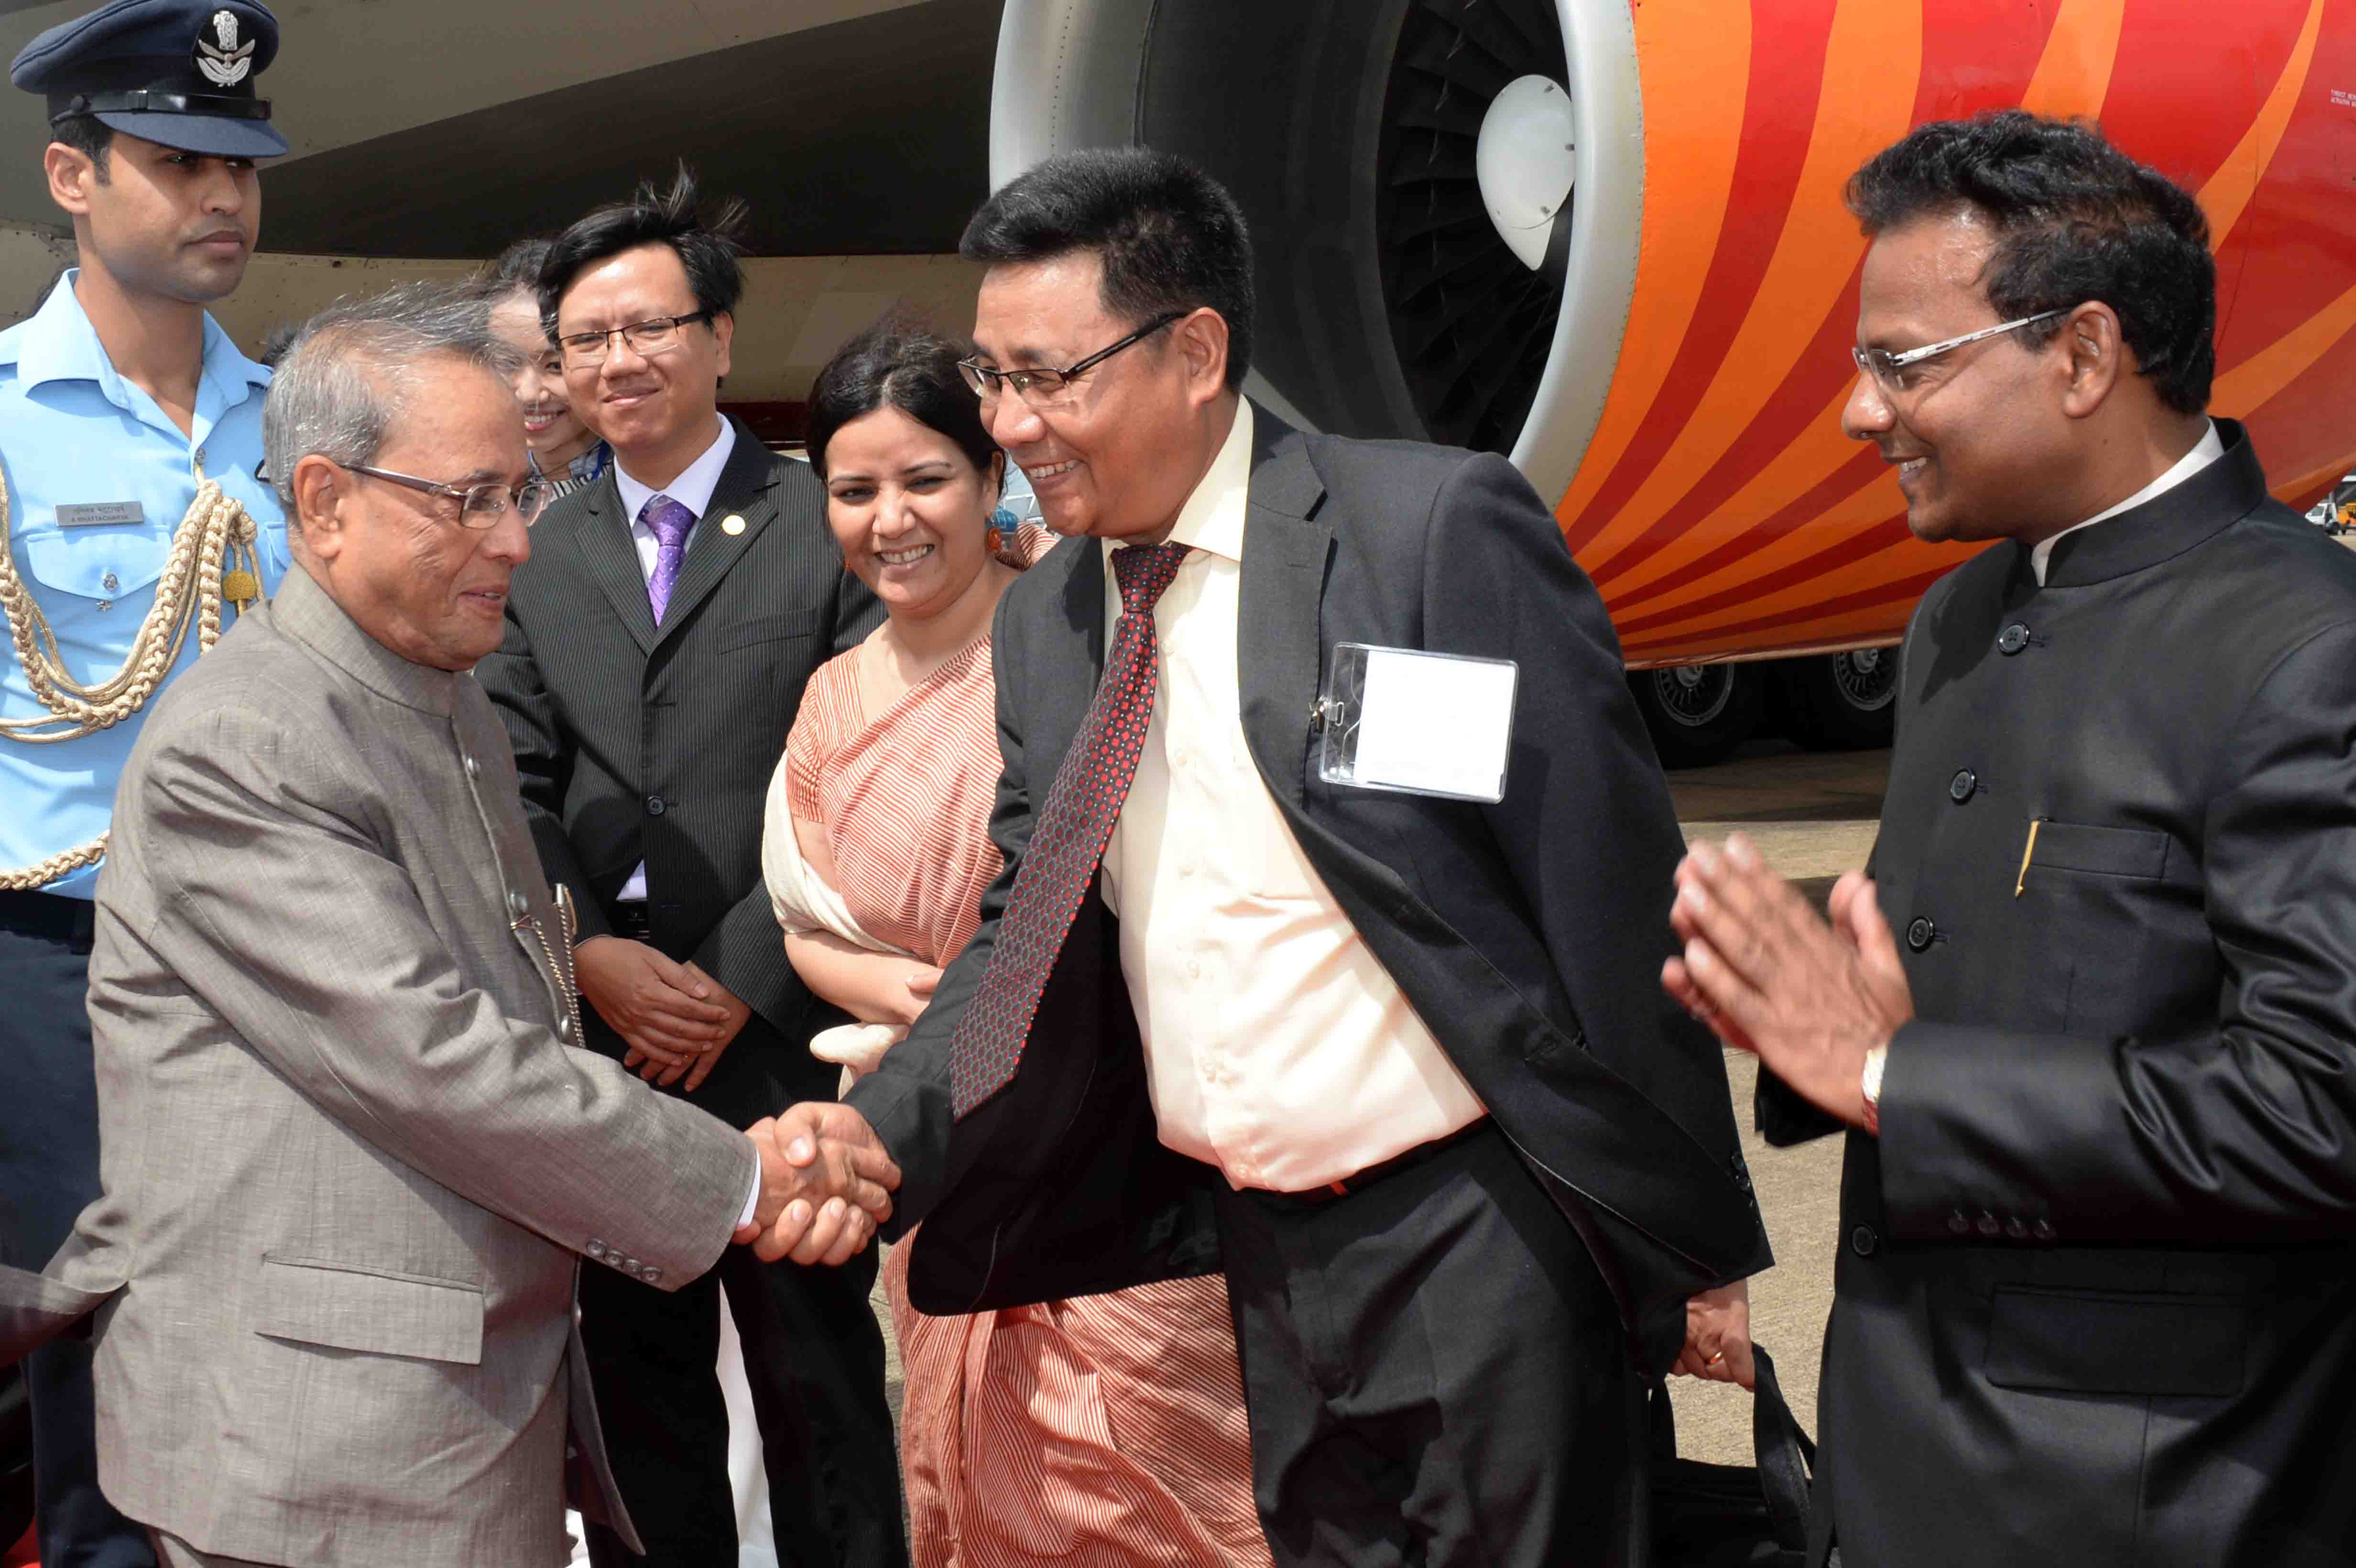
[0,284,898,1567]
[480,175,903,1567]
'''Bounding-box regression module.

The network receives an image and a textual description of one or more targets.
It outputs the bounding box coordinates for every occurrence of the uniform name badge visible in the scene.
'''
[55,501,145,528]
[1315,642,1518,804]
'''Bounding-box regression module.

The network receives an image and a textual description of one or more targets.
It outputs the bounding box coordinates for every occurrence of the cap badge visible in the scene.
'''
[195,10,254,88]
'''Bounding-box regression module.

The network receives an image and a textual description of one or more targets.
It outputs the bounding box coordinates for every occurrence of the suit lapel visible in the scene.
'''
[1236,414,1331,810]
[572,475,660,655]
[1033,535,1110,776]
[654,420,784,652]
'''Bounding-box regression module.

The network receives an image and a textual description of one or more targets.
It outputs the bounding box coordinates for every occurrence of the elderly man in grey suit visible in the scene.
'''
[0,284,899,1568]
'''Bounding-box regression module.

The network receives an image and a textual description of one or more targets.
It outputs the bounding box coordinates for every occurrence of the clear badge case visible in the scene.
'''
[1315,642,1518,804]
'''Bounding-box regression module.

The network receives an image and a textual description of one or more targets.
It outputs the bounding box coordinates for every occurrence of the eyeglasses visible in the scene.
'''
[346,464,554,528]
[958,311,1189,408]
[1851,309,2072,395]
[555,311,714,369]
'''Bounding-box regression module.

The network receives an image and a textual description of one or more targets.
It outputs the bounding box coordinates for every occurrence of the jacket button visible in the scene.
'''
[2004,1217,2028,1240]
[640,1266,661,1284]
[1907,916,1936,951]
[587,1239,607,1259]
[1949,769,1977,803]
[645,795,667,817]
[1947,1209,1970,1235]
[1850,1225,1878,1257]
[101,570,119,593]
[2032,1218,2056,1241]
[1976,1210,2001,1237]
[1997,622,2031,655]
[508,890,530,918]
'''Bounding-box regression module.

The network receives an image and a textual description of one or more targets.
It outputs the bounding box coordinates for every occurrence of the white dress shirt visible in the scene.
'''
[1098,401,1487,1194]
[2031,420,2224,585]
[612,416,736,903]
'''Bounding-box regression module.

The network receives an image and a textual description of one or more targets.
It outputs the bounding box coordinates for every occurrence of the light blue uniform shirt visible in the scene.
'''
[0,272,287,897]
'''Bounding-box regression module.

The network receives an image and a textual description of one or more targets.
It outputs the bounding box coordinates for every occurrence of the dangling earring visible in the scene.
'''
[985,523,1005,555]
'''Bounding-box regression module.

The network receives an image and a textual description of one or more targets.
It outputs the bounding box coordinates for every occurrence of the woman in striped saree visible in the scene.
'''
[761,319,1268,1568]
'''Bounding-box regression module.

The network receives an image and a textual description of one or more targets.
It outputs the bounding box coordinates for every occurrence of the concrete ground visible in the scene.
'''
[865,741,1892,1471]
[1663,742,1887,1462]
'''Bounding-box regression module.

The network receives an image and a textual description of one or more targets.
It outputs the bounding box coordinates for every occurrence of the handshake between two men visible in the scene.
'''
[570,936,903,1267]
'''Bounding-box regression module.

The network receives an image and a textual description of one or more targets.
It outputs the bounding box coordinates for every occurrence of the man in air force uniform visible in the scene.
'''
[0,3,287,1563]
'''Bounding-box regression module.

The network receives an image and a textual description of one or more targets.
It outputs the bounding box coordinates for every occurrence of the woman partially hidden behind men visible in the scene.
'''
[762,319,1269,1566]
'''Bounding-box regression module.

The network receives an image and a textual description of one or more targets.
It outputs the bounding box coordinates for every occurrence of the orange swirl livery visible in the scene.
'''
[993,0,2356,756]
[1561,0,2356,666]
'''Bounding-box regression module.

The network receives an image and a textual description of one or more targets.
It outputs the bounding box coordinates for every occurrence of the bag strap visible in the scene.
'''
[1748,1346,1815,1550]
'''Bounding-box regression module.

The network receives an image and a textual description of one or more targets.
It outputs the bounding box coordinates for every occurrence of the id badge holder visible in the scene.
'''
[1314,642,1519,804]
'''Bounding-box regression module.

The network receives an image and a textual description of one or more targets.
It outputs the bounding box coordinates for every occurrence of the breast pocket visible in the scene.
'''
[2018,820,2198,1036]
[716,610,825,654]
[16,524,166,607]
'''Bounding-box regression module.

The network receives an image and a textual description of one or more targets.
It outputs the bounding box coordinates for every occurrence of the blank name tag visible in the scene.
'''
[55,501,145,528]
[1317,642,1518,803]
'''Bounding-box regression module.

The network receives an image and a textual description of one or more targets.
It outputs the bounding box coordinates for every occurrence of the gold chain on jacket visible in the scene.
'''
[0,456,262,890]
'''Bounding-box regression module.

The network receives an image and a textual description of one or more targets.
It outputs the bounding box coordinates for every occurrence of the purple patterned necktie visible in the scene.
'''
[642,494,695,623]
[948,541,1191,1118]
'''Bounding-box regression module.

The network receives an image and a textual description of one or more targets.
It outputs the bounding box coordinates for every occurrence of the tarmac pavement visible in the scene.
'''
[1665,743,1887,1465]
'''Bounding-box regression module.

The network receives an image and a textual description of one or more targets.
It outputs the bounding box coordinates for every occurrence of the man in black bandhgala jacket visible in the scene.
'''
[1669,111,2356,1568]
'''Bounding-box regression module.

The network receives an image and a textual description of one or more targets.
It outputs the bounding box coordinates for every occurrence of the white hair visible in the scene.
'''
[263,282,522,513]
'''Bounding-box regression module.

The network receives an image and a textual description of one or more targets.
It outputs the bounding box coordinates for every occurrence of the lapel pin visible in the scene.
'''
[721,514,747,536]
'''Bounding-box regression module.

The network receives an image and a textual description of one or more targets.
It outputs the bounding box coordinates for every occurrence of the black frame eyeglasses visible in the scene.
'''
[555,311,715,369]
[346,464,554,528]
[957,311,1189,408]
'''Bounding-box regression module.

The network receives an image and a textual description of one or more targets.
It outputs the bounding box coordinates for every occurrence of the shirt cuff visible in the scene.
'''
[736,1147,763,1232]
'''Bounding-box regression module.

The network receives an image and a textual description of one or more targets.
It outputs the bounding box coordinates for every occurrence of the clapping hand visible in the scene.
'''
[735,1102,903,1266]
[1660,834,1914,1130]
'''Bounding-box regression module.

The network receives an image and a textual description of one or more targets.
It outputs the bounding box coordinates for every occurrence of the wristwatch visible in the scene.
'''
[1860,1045,1888,1135]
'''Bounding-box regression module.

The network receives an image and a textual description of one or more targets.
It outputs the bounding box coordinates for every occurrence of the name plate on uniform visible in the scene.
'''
[55,501,145,528]
[1315,642,1518,804]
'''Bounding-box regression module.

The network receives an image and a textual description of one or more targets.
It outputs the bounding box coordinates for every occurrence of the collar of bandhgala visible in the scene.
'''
[2034,419,2267,590]
[269,566,463,718]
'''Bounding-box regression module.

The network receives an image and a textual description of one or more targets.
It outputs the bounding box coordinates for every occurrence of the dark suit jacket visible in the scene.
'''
[482,420,881,1127]
[846,406,1772,1370]
[1762,422,2356,1567]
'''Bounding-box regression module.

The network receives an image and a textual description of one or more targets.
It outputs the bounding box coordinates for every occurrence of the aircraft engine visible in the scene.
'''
[990,0,1625,506]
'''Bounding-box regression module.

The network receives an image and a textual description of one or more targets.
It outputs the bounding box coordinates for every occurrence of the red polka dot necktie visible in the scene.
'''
[949,541,1192,1119]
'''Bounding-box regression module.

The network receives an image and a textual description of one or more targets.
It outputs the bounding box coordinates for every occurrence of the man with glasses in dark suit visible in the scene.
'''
[479,172,899,1568]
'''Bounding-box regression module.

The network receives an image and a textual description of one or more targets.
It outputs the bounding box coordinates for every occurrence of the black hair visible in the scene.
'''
[256,318,302,368]
[959,146,1254,391]
[483,235,553,301]
[48,114,111,180]
[1845,110,2214,414]
[806,316,1001,487]
[537,164,747,335]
